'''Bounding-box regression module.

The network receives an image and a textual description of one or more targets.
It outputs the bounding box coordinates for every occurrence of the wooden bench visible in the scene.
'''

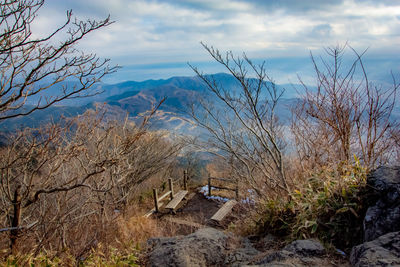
[165,190,188,211]
[210,199,237,222]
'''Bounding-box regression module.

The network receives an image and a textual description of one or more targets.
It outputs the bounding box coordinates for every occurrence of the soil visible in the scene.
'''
[152,189,247,236]
[177,191,222,224]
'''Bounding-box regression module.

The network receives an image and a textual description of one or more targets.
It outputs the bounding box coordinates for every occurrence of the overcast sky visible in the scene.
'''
[34,0,400,84]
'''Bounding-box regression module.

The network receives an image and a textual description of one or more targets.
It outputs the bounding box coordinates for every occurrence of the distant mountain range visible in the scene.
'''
[1,73,398,135]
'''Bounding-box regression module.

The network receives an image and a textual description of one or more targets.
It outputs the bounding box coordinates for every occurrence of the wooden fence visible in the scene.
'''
[207,175,239,200]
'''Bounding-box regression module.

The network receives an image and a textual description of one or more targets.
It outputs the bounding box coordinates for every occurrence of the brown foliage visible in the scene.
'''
[0,108,182,256]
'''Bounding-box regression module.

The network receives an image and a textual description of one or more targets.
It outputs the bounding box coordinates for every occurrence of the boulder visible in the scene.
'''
[147,229,340,267]
[350,231,400,267]
[364,166,400,242]
[283,239,325,257]
[147,227,230,267]
[224,237,260,267]
[252,239,326,266]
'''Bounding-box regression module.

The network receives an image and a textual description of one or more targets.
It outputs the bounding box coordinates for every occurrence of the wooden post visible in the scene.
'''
[168,178,174,200]
[153,188,159,213]
[183,170,188,190]
[208,175,212,197]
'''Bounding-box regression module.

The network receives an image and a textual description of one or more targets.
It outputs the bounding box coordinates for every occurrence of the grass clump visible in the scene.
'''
[2,245,139,267]
[3,252,71,266]
[257,158,369,251]
[82,245,139,267]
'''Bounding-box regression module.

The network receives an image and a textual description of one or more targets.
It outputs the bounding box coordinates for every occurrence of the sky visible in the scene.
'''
[33,0,400,85]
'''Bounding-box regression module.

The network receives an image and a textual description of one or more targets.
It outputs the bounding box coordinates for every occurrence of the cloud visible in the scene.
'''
[310,24,332,38]
[31,0,400,83]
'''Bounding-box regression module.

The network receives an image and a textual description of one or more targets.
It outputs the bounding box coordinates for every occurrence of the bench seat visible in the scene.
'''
[210,199,237,222]
[165,190,188,210]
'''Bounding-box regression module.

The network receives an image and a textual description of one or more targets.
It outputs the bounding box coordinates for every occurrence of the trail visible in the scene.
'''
[155,190,242,235]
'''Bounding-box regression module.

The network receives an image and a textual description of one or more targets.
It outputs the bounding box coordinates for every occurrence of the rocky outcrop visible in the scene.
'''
[147,228,332,267]
[350,231,400,267]
[147,228,231,267]
[363,166,400,242]
[284,239,325,256]
[251,239,326,266]
[350,166,400,266]
[224,237,260,266]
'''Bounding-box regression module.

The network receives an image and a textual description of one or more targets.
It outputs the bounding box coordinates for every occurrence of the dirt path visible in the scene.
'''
[155,190,242,235]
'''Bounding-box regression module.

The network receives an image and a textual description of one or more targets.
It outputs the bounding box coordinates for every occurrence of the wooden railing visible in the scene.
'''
[207,175,239,200]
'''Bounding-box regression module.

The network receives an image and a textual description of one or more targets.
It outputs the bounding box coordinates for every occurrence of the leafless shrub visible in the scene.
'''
[0,107,182,256]
[189,43,290,200]
[292,44,399,171]
[0,0,117,120]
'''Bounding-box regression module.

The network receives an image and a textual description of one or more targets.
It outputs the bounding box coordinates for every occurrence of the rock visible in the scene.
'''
[349,166,400,266]
[251,239,326,266]
[147,227,230,267]
[283,239,325,257]
[253,249,295,265]
[224,237,260,266]
[350,231,400,267]
[364,166,400,242]
[147,229,340,267]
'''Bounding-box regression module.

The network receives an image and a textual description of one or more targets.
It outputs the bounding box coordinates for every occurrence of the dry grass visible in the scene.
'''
[116,216,162,247]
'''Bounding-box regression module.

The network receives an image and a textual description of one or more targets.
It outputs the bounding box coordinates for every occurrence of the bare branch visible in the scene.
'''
[189,44,290,199]
[0,0,118,120]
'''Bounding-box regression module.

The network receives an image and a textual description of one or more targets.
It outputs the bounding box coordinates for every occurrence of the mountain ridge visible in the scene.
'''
[2,73,398,134]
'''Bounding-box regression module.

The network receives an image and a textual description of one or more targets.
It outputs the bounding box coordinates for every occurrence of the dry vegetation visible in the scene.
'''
[0,108,183,261]
[1,0,399,265]
[190,44,399,251]
[0,1,187,264]
[292,45,399,171]
[190,43,290,200]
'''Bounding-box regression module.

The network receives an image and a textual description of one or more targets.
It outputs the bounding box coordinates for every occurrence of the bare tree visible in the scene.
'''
[0,0,185,257]
[0,0,117,120]
[0,106,182,255]
[292,44,399,170]
[189,43,290,200]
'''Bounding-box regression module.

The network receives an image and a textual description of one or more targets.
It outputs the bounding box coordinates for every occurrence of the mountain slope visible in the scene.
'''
[0,74,313,134]
[4,73,396,136]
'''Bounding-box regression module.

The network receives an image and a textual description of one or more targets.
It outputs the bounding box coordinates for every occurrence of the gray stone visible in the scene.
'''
[283,239,325,257]
[147,230,339,267]
[364,166,400,242]
[350,231,400,267]
[253,250,295,265]
[224,237,260,266]
[251,239,326,266]
[248,248,328,267]
[147,227,229,267]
